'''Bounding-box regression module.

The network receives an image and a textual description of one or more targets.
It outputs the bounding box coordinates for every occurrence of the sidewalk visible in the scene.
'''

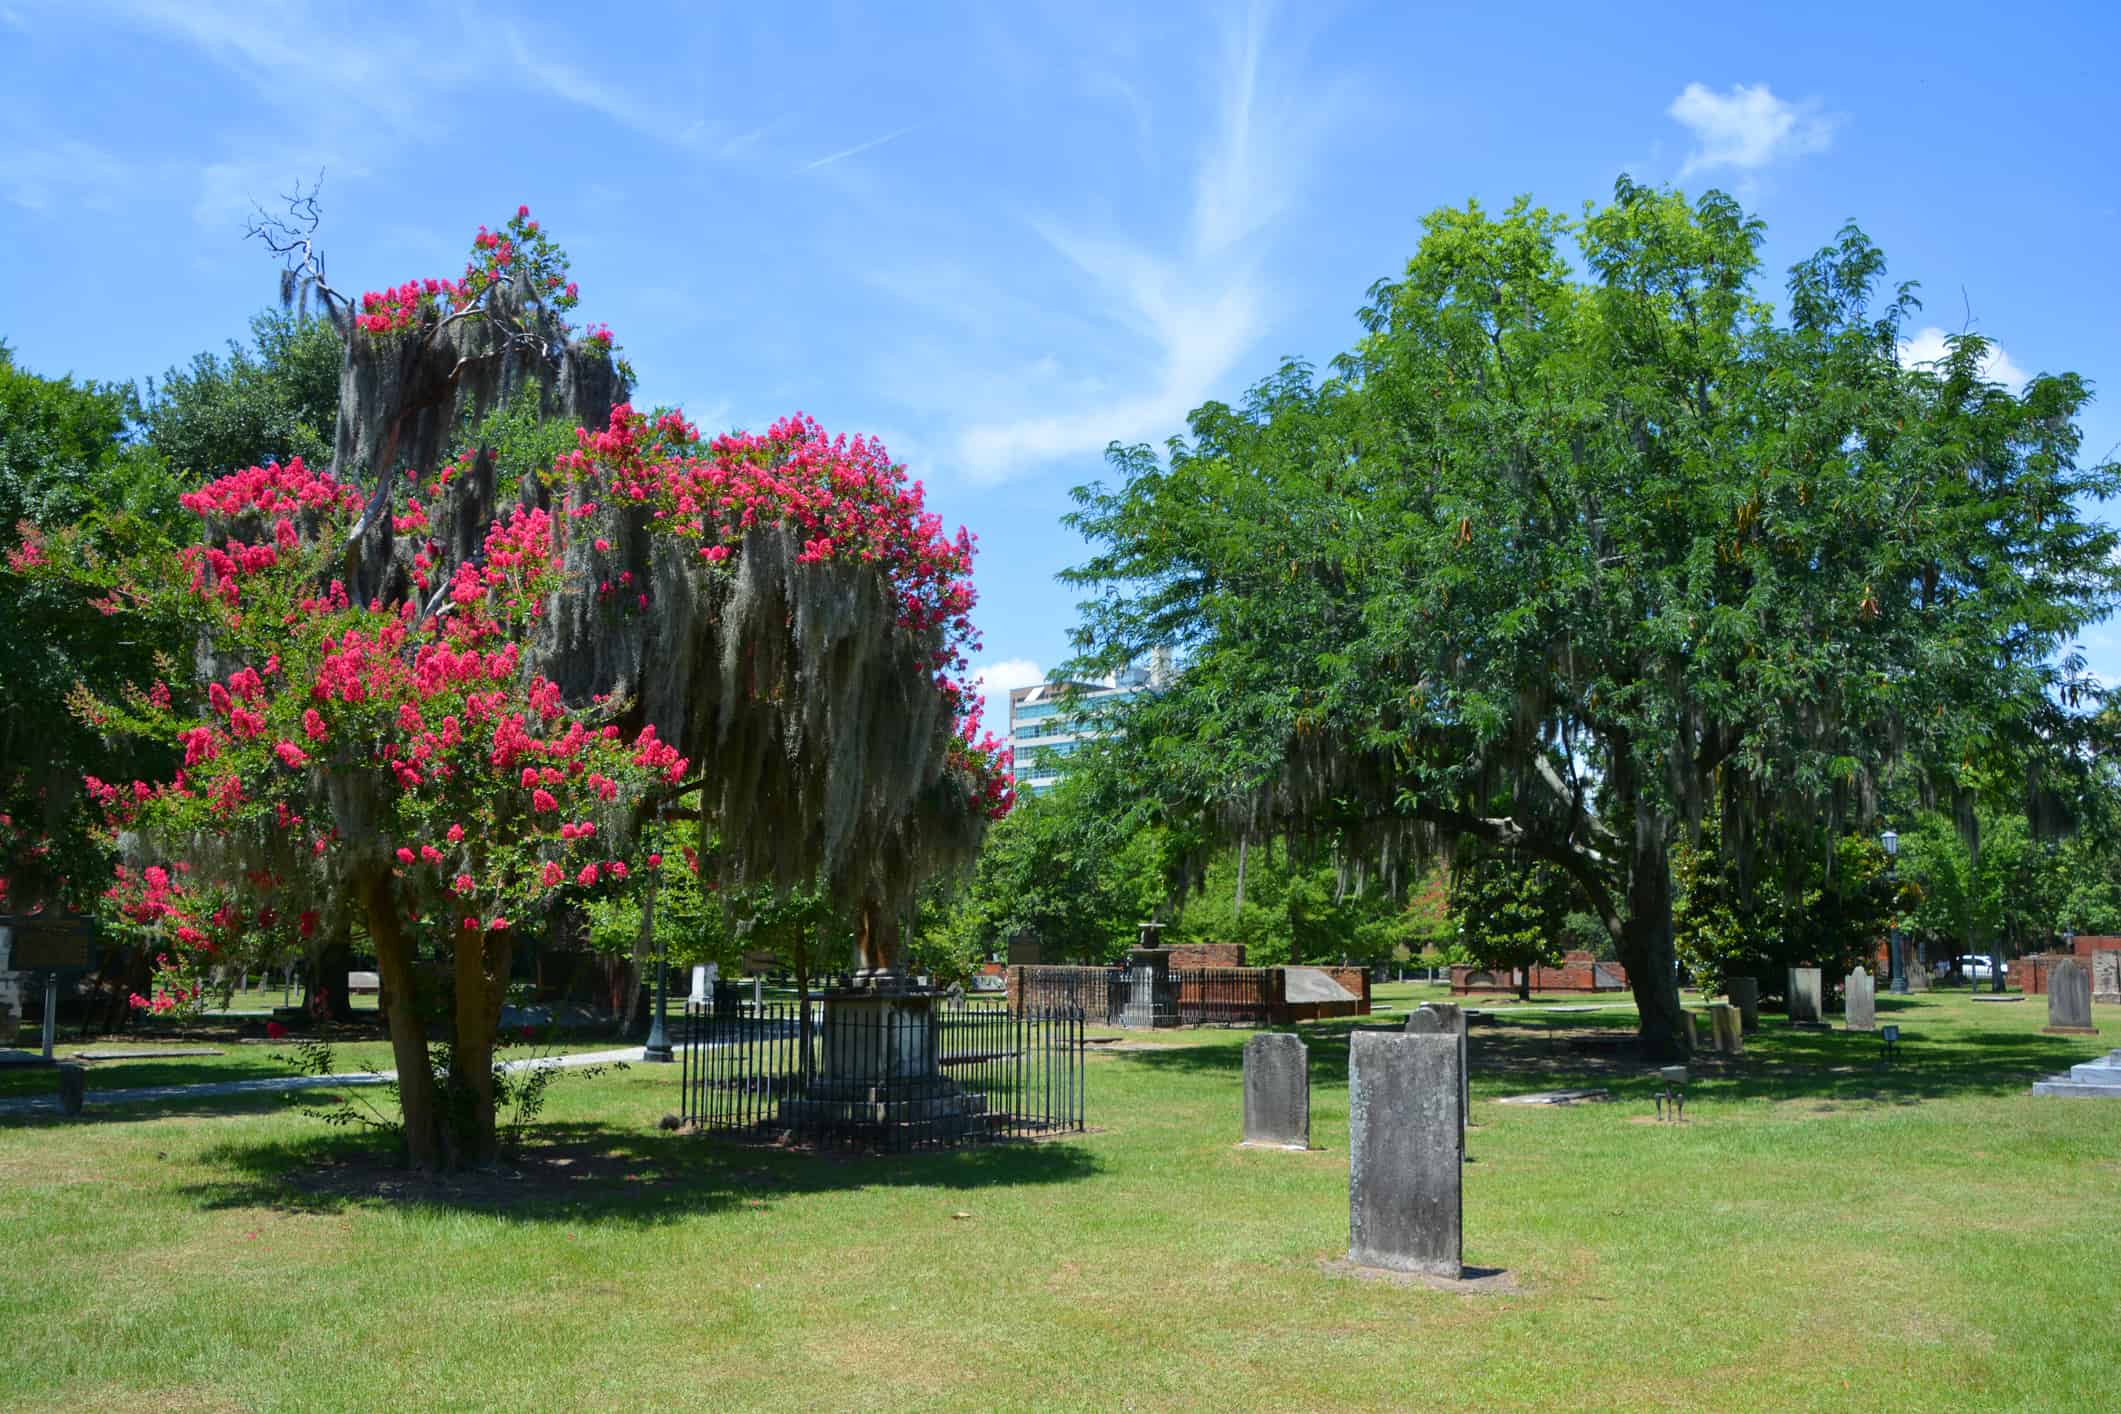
[0,1044,655,1117]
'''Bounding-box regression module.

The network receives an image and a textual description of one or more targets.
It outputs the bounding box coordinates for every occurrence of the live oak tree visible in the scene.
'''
[1066,179,2120,1057]
[30,203,1009,1166]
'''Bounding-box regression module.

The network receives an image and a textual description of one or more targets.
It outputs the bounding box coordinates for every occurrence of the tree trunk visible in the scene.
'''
[450,923,514,1168]
[1518,967,1531,1004]
[310,924,356,1023]
[1234,836,1248,916]
[1618,806,1686,1060]
[363,872,441,1170]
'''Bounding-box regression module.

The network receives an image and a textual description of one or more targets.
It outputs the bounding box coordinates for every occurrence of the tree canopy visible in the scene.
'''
[1065,179,2121,1055]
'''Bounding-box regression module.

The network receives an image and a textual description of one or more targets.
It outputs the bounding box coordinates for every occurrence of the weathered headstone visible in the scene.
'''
[1844,968,1876,1032]
[1241,1033,1310,1149]
[2092,950,2120,1006]
[1787,967,1824,1026]
[1725,976,1760,1035]
[2044,960,2097,1035]
[1709,1002,1743,1054]
[57,1062,85,1117]
[1906,962,1931,993]
[1681,1011,1702,1053]
[1407,1002,1470,1146]
[1348,1031,1462,1279]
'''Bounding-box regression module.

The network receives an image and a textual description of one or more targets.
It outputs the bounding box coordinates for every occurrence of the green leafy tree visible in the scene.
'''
[139,310,342,481]
[1066,179,2121,1056]
[1448,847,1573,1001]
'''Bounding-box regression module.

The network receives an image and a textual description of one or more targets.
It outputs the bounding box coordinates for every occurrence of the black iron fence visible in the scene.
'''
[679,996,1086,1151]
[1174,966,1278,1025]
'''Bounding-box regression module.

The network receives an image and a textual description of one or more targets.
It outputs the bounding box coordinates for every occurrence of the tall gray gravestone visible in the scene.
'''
[1407,1002,1470,1148]
[2092,950,2120,1006]
[1242,1032,1310,1149]
[2044,961,2097,1035]
[1844,968,1876,1031]
[1348,1031,1462,1279]
[1787,967,1824,1026]
[1725,976,1760,1035]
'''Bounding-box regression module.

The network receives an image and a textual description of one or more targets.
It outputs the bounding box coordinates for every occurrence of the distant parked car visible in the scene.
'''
[1935,954,2005,982]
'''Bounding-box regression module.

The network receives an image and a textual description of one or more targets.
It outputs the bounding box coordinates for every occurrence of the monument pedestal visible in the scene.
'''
[774,979,992,1146]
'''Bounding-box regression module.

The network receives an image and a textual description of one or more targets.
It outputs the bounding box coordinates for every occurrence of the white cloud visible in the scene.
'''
[1668,82,1834,176]
[945,0,1344,482]
[972,657,1046,740]
[1897,325,2028,391]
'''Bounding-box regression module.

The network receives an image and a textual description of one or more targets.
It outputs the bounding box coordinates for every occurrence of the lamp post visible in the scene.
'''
[1882,829,1906,994]
[641,861,673,1064]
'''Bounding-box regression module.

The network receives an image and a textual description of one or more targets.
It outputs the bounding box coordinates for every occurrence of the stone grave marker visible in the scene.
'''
[1348,1031,1462,1279]
[1241,1033,1310,1149]
[1787,967,1824,1026]
[2044,960,2097,1036]
[1844,968,1876,1031]
[57,1062,85,1117]
[2092,950,2120,1006]
[1407,1002,1470,1147]
[1906,962,1931,993]
[1725,977,1760,1035]
[1710,1002,1743,1054]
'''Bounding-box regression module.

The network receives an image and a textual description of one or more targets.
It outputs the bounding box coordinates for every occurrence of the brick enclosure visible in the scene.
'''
[1450,950,1628,994]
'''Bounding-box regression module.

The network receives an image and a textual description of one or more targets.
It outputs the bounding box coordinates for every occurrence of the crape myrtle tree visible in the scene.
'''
[30,201,1011,1167]
[1065,179,2120,1057]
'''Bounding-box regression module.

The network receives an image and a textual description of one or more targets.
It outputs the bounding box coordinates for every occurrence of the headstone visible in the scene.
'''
[1347,1032,1461,1279]
[1241,1033,1310,1149]
[1844,968,1876,1031]
[2044,960,2097,1035]
[1787,967,1824,1025]
[1906,963,1931,993]
[1725,977,1760,1035]
[57,1062,85,1117]
[687,963,717,1005]
[2092,950,2121,1006]
[1709,1002,1743,1054]
[1681,1011,1702,1052]
[1407,1002,1470,1145]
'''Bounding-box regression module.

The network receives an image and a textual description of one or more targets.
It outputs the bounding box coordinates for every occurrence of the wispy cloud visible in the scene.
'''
[1668,82,1835,176]
[0,136,129,212]
[941,0,1346,483]
[801,125,918,172]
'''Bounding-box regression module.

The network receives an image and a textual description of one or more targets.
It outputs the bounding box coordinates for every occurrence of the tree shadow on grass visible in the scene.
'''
[174,1119,1104,1227]
[1095,1009,2111,1109]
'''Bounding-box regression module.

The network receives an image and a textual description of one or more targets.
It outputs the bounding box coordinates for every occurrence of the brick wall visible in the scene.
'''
[1167,942,1246,968]
[1451,951,1629,994]
[2015,953,2072,995]
[2072,936,2121,960]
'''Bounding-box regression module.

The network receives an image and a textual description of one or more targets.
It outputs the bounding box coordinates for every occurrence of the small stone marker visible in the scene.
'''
[2092,951,2120,1006]
[1844,968,1876,1032]
[1348,1031,1462,1279]
[1787,967,1824,1025]
[1241,1032,1310,1149]
[1681,1011,1703,1053]
[57,1062,85,1117]
[1407,1002,1470,1146]
[1725,977,1760,1035]
[2043,960,2097,1036]
[1709,1002,1743,1054]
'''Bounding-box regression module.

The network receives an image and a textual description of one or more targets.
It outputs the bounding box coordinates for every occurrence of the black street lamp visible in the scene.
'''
[1882,829,1906,994]
[641,860,673,1064]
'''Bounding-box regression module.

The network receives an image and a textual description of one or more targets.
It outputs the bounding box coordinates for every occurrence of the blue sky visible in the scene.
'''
[4,1,2118,735]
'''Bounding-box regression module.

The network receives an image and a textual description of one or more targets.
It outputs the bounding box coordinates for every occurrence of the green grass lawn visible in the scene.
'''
[1,991,2114,1411]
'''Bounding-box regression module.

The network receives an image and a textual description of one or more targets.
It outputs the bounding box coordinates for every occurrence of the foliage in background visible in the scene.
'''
[1673,825,1894,994]
[139,311,342,482]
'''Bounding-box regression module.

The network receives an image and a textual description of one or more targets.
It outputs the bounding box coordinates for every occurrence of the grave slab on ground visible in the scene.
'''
[2031,1049,2121,1098]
